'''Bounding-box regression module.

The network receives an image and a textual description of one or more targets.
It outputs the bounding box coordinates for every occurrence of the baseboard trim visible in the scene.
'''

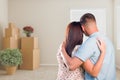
[40,64,58,67]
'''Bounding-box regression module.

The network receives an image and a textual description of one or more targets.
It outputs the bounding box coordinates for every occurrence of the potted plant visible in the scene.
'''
[0,48,22,75]
[23,26,34,37]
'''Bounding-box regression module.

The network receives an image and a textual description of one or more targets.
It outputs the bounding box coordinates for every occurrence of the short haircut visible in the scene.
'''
[80,13,96,26]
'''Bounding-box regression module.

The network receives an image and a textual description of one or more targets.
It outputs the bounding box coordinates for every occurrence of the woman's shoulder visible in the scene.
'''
[57,42,64,55]
[57,43,62,55]
[58,43,63,51]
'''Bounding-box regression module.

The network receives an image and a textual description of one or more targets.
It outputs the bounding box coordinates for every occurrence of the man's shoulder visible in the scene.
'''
[83,37,97,45]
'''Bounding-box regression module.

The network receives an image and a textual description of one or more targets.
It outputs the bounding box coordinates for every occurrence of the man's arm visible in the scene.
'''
[61,42,83,70]
[83,39,106,77]
[61,38,96,70]
[83,52,105,77]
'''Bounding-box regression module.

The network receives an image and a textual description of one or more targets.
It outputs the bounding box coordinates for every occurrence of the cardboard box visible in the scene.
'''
[18,38,21,49]
[9,23,16,29]
[21,37,39,50]
[3,37,18,49]
[5,23,20,38]
[20,49,40,70]
[5,27,20,38]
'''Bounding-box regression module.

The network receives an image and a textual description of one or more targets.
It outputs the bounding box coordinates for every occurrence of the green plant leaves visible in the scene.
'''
[0,49,22,66]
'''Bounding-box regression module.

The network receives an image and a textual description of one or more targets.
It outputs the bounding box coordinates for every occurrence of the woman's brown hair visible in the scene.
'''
[65,21,83,57]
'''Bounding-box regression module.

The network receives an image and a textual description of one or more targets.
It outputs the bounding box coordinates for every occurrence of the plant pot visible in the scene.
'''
[5,66,17,75]
[26,33,31,37]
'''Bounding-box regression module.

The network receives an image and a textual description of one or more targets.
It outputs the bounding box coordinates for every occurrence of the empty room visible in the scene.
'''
[0,0,120,80]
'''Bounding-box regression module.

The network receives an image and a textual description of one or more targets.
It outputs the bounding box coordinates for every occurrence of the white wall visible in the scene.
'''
[0,0,8,50]
[8,0,114,65]
[114,0,120,69]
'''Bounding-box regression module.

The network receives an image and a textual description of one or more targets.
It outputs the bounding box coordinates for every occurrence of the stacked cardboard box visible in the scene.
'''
[3,23,20,49]
[20,37,40,70]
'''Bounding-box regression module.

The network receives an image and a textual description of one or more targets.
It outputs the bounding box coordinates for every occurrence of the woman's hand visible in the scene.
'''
[96,38,106,54]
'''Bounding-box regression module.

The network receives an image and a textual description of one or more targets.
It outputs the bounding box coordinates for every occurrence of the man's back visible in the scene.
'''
[75,32,116,80]
[97,35,116,80]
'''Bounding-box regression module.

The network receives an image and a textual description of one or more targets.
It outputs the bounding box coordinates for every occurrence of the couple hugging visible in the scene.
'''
[56,13,116,80]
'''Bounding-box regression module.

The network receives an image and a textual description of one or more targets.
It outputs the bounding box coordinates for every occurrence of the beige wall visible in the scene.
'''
[0,0,8,50]
[114,0,120,69]
[8,0,114,65]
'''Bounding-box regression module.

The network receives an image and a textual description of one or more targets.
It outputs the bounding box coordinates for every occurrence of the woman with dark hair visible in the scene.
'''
[56,21,105,80]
